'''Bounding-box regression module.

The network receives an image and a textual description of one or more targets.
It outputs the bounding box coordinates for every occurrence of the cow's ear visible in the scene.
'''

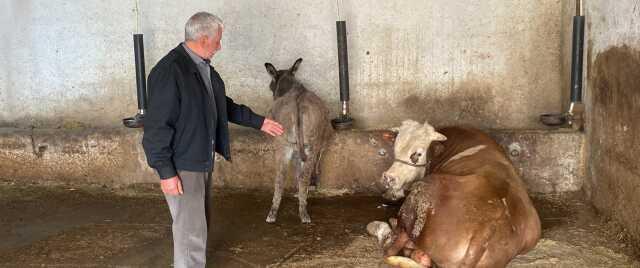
[431,131,447,142]
[422,120,436,130]
[429,142,446,158]
[290,58,303,75]
[265,63,278,78]
[382,130,398,143]
[401,119,419,129]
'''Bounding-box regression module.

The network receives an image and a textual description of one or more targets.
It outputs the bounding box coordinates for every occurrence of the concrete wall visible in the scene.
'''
[584,0,640,244]
[0,0,564,130]
[0,127,584,195]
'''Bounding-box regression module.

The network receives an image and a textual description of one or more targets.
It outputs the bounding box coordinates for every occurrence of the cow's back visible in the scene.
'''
[417,127,540,267]
[428,127,507,175]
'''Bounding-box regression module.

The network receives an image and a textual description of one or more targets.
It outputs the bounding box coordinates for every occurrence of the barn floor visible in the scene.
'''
[0,181,638,268]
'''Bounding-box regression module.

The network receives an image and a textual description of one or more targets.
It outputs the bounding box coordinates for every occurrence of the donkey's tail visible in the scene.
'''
[295,91,307,162]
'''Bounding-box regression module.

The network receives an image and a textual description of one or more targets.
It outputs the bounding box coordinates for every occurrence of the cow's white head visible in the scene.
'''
[382,120,446,201]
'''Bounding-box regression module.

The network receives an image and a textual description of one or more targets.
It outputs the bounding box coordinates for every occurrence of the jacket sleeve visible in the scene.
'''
[226,96,265,130]
[142,65,180,180]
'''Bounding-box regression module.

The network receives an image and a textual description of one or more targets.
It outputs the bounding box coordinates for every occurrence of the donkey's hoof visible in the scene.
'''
[300,213,311,224]
[266,211,278,223]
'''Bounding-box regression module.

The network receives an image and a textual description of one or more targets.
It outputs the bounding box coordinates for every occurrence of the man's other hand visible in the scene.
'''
[161,176,183,195]
[261,118,284,136]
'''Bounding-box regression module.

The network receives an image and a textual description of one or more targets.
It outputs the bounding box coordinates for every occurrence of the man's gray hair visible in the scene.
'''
[185,12,224,41]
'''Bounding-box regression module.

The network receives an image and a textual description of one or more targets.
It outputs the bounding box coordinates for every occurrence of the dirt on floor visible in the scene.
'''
[0,180,638,268]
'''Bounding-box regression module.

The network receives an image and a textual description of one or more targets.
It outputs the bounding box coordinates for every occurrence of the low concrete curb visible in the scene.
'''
[0,127,584,194]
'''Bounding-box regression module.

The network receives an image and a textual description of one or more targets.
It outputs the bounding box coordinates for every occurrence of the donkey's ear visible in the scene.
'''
[265,63,277,78]
[290,58,303,74]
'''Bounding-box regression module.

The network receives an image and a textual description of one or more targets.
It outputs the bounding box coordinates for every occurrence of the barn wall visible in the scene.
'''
[0,0,564,129]
[584,0,640,244]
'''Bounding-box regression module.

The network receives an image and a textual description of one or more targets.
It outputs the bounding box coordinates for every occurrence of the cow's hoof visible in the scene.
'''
[367,221,391,243]
[410,250,432,268]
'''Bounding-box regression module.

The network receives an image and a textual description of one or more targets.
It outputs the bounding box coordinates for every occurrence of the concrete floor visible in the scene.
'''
[0,180,638,268]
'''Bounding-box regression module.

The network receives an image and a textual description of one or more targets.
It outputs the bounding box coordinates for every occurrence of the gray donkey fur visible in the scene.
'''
[265,58,334,223]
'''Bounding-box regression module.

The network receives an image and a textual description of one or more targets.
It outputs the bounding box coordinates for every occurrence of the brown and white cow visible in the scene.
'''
[368,120,540,268]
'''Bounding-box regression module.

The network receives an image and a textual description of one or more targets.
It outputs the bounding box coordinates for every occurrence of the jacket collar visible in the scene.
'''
[174,44,201,74]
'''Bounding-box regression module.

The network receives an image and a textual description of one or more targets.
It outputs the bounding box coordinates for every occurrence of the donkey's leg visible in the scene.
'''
[266,146,293,223]
[296,145,316,223]
[309,149,324,187]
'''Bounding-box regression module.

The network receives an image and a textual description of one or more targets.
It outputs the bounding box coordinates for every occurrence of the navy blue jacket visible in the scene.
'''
[142,44,265,179]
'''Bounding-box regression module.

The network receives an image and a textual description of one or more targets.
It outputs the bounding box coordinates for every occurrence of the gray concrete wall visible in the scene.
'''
[0,0,564,130]
[0,128,584,195]
[584,0,640,244]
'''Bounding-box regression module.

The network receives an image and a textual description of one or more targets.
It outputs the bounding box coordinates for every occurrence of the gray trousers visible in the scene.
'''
[164,170,212,268]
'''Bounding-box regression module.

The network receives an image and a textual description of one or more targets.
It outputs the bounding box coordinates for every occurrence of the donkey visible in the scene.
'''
[264,58,334,223]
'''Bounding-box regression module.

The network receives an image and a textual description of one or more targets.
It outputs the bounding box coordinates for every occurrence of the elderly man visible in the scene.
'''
[142,12,284,267]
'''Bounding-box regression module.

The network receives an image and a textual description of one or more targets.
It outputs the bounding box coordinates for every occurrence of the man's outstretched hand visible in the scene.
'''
[261,118,284,137]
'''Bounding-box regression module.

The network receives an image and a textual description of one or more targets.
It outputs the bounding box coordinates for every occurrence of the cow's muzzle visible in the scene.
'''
[382,172,397,189]
[382,189,405,201]
[381,172,406,201]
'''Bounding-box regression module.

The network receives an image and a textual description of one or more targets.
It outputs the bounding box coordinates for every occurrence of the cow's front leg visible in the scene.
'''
[367,221,429,268]
[367,220,411,256]
[381,231,430,268]
[384,228,411,258]
[402,241,432,267]
[399,181,435,239]
[385,181,437,267]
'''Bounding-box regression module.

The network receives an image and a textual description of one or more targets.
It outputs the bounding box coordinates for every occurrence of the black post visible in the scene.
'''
[123,34,147,128]
[539,0,585,128]
[337,21,350,105]
[331,20,354,130]
[134,34,147,111]
[570,15,585,102]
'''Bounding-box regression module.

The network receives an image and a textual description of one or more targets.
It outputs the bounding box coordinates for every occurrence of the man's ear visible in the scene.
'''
[265,63,277,78]
[198,35,210,47]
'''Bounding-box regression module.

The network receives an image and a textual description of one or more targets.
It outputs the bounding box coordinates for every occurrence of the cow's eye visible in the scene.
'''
[410,152,422,164]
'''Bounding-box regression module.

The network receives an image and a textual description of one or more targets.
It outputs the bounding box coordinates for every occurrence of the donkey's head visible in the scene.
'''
[265,58,303,99]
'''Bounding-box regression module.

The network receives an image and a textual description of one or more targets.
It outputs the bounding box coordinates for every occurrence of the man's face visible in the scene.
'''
[202,27,223,59]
